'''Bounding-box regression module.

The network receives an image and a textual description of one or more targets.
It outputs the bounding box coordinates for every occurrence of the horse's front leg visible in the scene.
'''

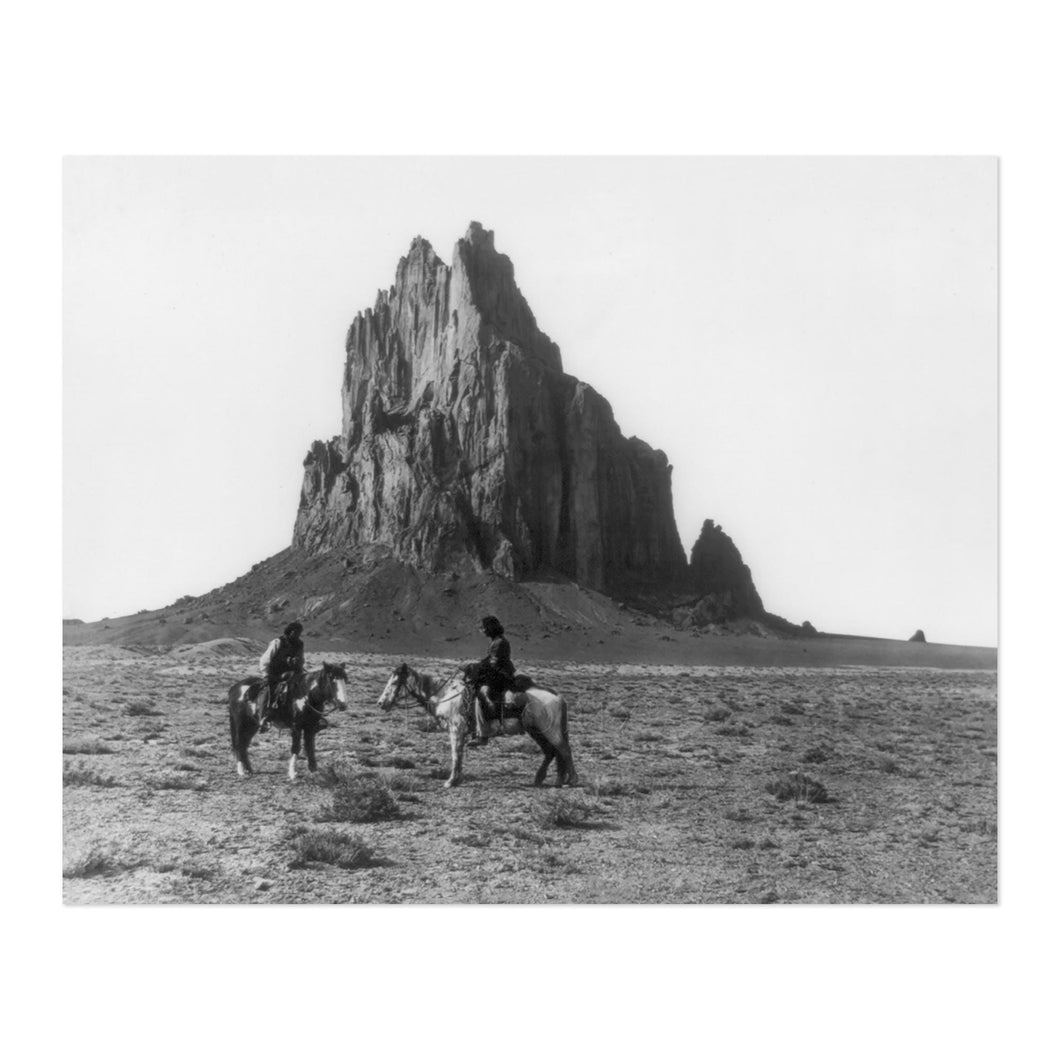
[288,726,303,782]
[445,720,468,788]
[304,726,318,773]
[230,711,246,777]
[238,719,256,777]
[236,744,252,779]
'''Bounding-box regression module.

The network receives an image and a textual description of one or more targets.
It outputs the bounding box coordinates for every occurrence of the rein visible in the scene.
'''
[397,667,466,721]
[303,670,344,718]
[398,668,438,717]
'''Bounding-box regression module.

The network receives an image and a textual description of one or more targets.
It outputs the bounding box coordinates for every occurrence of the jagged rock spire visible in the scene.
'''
[294,224,759,613]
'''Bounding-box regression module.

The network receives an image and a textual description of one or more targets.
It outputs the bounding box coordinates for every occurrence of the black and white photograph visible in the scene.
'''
[23,4,1056,1054]
[62,156,997,904]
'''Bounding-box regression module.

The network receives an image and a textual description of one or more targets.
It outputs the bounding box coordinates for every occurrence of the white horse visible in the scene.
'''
[376,662,578,789]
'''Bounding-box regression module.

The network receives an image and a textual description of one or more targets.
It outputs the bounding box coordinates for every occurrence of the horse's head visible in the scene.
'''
[320,662,348,711]
[377,662,410,712]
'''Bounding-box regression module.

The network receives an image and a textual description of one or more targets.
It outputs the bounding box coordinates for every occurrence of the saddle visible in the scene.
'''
[262,670,302,723]
[480,675,534,721]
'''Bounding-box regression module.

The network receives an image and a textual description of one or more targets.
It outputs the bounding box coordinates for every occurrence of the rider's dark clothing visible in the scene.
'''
[483,634,514,682]
[261,633,304,683]
[476,635,515,711]
[259,633,305,721]
[469,618,516,743]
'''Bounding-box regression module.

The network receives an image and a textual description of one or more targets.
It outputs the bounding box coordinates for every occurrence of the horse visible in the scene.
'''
[376,662,578,789]
[227,663,348,780]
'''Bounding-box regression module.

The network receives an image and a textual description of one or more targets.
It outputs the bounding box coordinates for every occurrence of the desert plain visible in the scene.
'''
[62,630,996,905]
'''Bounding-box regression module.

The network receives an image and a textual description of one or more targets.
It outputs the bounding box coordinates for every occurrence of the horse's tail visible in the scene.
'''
[558,694,577,785]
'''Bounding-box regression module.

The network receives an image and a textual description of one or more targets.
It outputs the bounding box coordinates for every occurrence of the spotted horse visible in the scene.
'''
[227,662,348,780]
[377,662,578,788]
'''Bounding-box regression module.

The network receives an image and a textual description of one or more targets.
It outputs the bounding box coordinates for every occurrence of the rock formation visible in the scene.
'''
[687,520,765,619]
[294,223,764,617]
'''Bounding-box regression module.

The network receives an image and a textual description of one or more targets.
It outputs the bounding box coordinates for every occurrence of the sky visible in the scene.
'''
[63,156,997,646]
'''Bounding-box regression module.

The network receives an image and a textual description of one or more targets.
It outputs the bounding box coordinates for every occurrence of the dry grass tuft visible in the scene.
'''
[63,764,121,788]
[588,777,628,797]
[491,823,545,845]
[724,807,756,823]
[717,724,752,738]
[766,771,830,804]
[451,832,491,849]
[376,768,424,793]
[153,860,216,879]
[125,701,164,717]
[631,731,665,744]
[288,827,377,870]
[314,765,401,823]
[63,847,132,878]
[379,755,416,770]
[63,738,114,756]
[539,792,601,829]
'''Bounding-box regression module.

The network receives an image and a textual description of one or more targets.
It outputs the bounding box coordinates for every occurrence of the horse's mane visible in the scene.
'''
[404,664,465,703]
[430,668,467,695]
[411,669,444,698]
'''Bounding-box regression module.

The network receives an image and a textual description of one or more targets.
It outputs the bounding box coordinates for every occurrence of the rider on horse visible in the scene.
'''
[468,615,515,746]
[258,621,305,732]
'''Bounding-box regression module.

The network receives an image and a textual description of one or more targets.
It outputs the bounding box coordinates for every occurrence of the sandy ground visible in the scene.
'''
[62,643,996,904]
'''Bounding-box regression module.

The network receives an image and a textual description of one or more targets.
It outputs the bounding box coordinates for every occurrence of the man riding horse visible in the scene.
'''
[258,621,305,732]
[467,615,516,746]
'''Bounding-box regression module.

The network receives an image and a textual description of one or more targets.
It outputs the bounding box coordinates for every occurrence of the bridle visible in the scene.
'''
[303,667,346,719]
[390,665,436,717]
[389,665,468,723]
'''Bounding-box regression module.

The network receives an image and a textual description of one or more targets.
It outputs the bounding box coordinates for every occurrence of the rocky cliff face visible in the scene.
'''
[294,223,762,616]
